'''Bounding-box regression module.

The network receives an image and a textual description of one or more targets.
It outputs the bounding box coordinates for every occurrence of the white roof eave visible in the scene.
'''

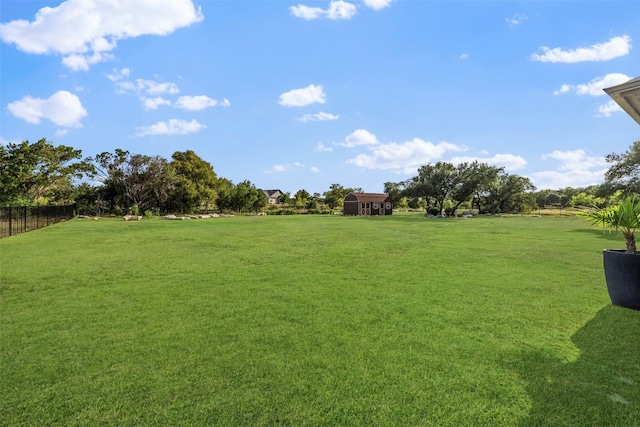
[604,77,640,126]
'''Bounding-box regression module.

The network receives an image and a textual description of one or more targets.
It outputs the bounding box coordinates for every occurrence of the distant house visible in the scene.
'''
[343,193,392,216]
[262,189,283,204]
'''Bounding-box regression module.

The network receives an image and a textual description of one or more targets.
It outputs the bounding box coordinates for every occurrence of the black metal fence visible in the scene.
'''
[0,205,76,238]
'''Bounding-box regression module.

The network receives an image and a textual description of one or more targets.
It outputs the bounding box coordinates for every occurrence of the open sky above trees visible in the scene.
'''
[1,0,638,194]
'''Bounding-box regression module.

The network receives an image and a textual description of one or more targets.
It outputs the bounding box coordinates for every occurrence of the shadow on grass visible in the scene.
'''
[511,305,640,426]
[570,228,622,245]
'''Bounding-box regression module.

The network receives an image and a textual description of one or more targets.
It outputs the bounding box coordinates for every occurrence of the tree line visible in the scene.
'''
[385,140,639,215]
[0,139,360,215]
[1,138,638,215]
[364,140,640,214]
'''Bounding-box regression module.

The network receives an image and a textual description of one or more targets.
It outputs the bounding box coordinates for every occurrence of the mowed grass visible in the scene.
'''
[1,214,639,426]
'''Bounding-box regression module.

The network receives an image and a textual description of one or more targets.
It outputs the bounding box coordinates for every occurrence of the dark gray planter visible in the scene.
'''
[603,249,640,310]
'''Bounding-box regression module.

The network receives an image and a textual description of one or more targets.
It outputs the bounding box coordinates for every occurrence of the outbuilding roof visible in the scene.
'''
[344,193,390,202]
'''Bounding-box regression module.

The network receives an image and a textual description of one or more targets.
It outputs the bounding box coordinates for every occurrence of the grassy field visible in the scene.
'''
[1,214,639,426]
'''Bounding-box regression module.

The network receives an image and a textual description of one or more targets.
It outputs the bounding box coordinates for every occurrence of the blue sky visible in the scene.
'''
[1,0,638,195]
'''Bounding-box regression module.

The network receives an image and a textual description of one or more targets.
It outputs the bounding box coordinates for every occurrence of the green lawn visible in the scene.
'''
[1,214,638,426]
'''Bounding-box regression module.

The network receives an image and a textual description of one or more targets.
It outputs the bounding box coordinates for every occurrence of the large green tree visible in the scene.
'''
[404,161,535,215]
[567,192,605,209]
[407,162,457,215]
[169,150,218,213]
[0,138,93,206]
[604,140,640,196]
[91,149,175,213]
[294,189,310,211]
[481,174,536,214]
[383,181,403,209]
[450,162,502,215]
[217,180,266,213]
[323,184,346,209]
[73,182,99,215]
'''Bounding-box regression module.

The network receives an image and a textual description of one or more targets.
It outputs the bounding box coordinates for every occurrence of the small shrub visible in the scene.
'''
[307,208,332,215]
[427,207,440,216]
[267,209,297,215]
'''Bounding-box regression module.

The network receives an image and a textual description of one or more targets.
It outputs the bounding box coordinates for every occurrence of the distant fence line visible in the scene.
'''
[0,204,76,238]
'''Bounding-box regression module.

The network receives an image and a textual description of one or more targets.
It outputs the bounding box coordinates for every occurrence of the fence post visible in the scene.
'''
[8,207,12,237]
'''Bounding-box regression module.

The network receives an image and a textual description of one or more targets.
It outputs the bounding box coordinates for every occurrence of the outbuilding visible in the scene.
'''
[343,193,392,216]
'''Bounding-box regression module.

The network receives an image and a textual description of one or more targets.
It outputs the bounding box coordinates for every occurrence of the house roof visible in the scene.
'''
[344,192,390,203]
[262,189,282,197]
[604,76,640,125]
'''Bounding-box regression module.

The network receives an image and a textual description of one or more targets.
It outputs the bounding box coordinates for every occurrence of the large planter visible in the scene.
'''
[603,249,640,310]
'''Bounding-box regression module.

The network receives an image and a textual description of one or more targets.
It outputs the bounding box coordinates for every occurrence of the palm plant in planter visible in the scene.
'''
[585,197,640,310]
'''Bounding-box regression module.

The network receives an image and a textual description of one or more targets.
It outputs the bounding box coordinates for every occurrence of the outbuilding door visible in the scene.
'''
[361,202,371,215]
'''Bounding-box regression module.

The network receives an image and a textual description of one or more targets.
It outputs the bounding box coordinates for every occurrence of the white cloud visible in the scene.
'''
[553,73,632,119]
[506,14,528,28]
[362,0,395,10]
[336,129,379,147]
[346,138,466,172]
[558,73,631,97]
[110,73,228,111]
[327,1,358,19]
[63,51,115,71]
[485,154,528,171]
[530,35,631,63]
[449,153,527,172]
[144,81,180,96]
[310,166,321,172]
[267,164,288,173]
[459,53,469,60]
[265,162,305,174]
[290,5,326,20]
[279,84,326,107]
[315,142,334,152]
[116,78,180,96]
[134,118,205,136]
[531,170,607,190]
[531,149,608,189]
[106,68,130,82]
[553,73,632,117]
[542,149,607,171]
[553,84,571,95]
[175,96,230,111]
[597,100,623,117]
[141,97,172,110]
[291,1,357,20]
[7,90,87,127]
[0,0,203,70]
[297,112,339,122]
